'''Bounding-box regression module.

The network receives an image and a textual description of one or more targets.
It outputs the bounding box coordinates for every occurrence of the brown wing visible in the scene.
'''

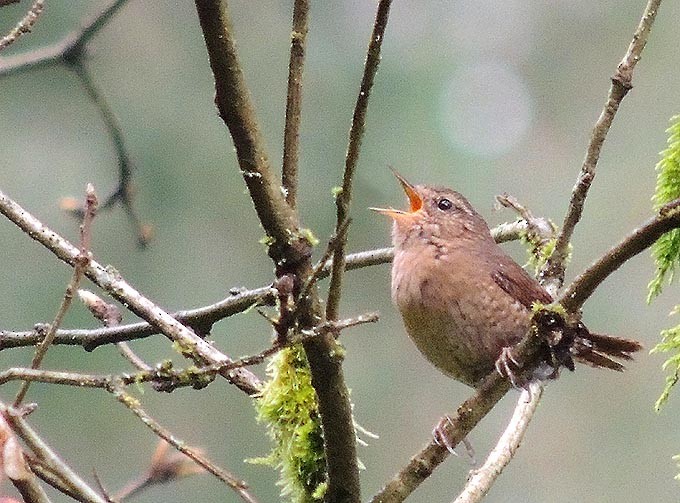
[490,255,552,309]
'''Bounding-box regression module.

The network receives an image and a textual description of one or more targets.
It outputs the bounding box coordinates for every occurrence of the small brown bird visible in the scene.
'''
[372,173,642,387]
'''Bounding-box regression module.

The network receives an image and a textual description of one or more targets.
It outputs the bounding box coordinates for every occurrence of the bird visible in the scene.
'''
[372,172,642,388]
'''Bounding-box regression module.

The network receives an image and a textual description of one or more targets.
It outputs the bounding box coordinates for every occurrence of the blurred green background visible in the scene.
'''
[2,1,680,502]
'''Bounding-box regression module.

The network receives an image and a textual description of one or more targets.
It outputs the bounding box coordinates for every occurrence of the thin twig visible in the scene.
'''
[0,413,52,503]
[326,0,393,323]
[14,184,98,407]
[193,0,304,262]
[281,0,309,209]
[66,63,149,247]
[0,0,147,245]
[0,0,45,52]
[109,382,259,503]
[559,199,680,312]
[453,382,543,503]
[0,0,129,76]
[2,404,108,503]
[540,0,663,291]
[0,187,262,395]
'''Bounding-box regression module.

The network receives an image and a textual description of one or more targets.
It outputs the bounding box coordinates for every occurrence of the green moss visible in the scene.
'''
[648,116,680,416]
[248,345,326,502]
[649,115,680,301]
[299,228,320,247]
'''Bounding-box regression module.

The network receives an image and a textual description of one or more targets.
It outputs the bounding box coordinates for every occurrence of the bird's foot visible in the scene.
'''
[495,346,523,387]
[432,415,476,465]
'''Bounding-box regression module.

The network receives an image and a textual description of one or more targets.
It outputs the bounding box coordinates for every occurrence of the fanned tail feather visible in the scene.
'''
[572,332,643,372]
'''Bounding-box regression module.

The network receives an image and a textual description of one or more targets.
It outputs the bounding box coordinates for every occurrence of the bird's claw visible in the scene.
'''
[432,416,476,465]
[495,346,523,387]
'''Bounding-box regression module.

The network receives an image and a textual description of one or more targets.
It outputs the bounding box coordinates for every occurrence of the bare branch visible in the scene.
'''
[0,0,44,52]
[0,188,262,395]
[281,0,309,209]
[559,200,680,312]
[193,0,304,263]
[541,0,663,290]
[1,226,523,352]
[326,0,393,322]
[453,382,543,503]
[193,1,364,499]
[65,64,150,247]
[3,404,108,503]
[14,184,98,407]
[109,382,259,503]
[0,0,130,76]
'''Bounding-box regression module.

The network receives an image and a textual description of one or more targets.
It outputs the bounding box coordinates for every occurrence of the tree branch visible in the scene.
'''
[0,188,262,395]
[281,0,309,209]
[560,199,680,312]
[0,0,44,52]
[109,382,259,503]
[326,0,393,324]
[14,184,98,407]
[540,0,662,291]
[3,404,108,503]
[194,1,364,500]
[1,224,528,352]
[0,0,130,76]
[453,383,543,503]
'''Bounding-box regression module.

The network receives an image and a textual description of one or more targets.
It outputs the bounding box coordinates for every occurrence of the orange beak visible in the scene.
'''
[369,171,423,219]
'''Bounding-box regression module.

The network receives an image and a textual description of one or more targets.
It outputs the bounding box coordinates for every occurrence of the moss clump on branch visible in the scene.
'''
[249,345,326,502]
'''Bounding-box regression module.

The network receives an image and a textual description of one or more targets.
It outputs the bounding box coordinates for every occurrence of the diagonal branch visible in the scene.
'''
[0,188,262,395]
[453,383,543,503]
[560,199,680,312]
[540,0,663,291]
[0,0,45,52]
[14,184,98,407]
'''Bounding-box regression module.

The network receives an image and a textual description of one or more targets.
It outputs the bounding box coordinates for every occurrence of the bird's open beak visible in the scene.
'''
[370,171,423,219]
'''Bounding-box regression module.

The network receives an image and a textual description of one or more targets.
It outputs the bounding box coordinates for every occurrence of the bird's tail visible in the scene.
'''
[572,331,643,371]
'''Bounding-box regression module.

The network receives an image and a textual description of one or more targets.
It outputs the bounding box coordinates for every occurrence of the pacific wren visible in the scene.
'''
[373,173,641,387]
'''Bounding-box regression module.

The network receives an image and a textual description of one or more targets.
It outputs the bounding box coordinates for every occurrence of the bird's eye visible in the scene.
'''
[437,198,453,211]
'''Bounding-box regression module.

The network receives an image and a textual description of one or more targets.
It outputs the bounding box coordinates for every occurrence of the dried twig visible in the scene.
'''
[1,0,149,245]
[109,382,259,503]
[541,0,663,290]
[3,404,108,503]
[14,184,98,407]
[0,0,44,52]
[0,0,129,76]
[0,188,262,395]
